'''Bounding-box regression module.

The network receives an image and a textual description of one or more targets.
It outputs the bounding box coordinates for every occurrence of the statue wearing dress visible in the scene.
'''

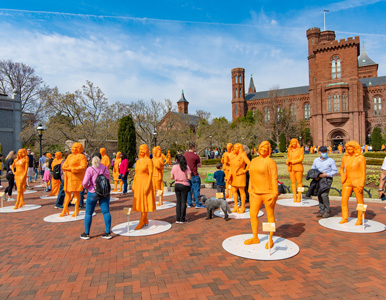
[338,144,343,154]
[112,152,122,192]
[286,139,304,202]
[152,146,165,206]
[339,141,366,225]
[166,150,172,166]
[59,143,87,217]
[12,149,28,209]
[221,143,233,199]
[132,144,156,230]
[244,141,278,248]
[100,148,111,168]
[48,152,63,196]
[228,143,251,213]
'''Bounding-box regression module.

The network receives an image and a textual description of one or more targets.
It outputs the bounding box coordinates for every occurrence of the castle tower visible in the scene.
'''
[177,90,189,114]
[231,68,246,121]
[358,41,378,79]
[248,75,256,93]
[306,27,365,146]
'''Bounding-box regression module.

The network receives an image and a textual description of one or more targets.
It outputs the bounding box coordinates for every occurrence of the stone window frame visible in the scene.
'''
[374,95,382,116]
[290,103,297,120]
[331,55,341,79]
[342,93,347,111]
[333,94,340,112]
[304,103,310,120]
[327,95,331,112]
[264,106,270,123]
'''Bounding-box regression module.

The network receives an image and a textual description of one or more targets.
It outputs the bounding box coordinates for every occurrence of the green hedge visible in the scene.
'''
[201,158,222,165]
[366,159,383,165]
[364,152,386,158]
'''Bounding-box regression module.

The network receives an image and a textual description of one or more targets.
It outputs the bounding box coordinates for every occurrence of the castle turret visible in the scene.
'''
[177,90,189,114]
[231,68,246,121]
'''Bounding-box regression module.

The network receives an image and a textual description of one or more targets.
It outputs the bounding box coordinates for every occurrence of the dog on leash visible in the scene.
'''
[199,195,231,221]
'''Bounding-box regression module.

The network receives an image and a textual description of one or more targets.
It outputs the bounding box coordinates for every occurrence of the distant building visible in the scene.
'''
[0,90,22,155]
[231,27,386,146]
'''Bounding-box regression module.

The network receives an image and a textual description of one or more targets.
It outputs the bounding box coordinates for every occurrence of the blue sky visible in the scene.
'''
[1,0,386,119]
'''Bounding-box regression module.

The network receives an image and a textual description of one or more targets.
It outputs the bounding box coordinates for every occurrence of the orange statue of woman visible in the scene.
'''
[310,145,315,154]
[339,141,366,225]
[12,149,28,209]
[286,138,304,202]
[166,150,171,166]
[112,151,122,192]
[229,143,251,213]
[338,144,343,154]
[381,144,385,151]
[152,146,165,206]
[100,148,111,168]
[365,145,369,153]
[221,143,234,199]
[48,152,63,196]
[132,144,156,230]
[244,141,278,248]
[59,143,87,217]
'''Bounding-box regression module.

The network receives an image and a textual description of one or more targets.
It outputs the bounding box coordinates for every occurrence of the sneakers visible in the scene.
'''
[54,205,63,209]
[80,233,90,240]
[101,233,112,239]
[316,212,323,218]
[322,212,330,218]
[195,204,205,209]
[187,205,193,208]
[176,220,188,224]
[7,198,15,202]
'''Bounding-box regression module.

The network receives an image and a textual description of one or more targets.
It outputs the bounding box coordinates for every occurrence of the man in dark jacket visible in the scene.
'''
[310,146,338,218]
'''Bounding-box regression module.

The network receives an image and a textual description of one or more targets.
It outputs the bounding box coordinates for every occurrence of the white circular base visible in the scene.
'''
[155,202,176,210]
[44,211,96,222]
[112,220,171,237]
[319,217,385,233]
[110,197,120,202]
[226,198,235,203]
[0,204,41,213]
[223,234,299,260]
[110,190,132,194]
[162,191,175,197]
[34,184,44,188]
[40,195,58,200]
[214,208,264,219]
[277,198,319,207]
[16,190,37,195]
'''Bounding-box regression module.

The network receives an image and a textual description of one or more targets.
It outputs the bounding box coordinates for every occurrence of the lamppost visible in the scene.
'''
[299,136,302,146]
[153,130,157,148]
[209,135,212,150]
[37,123,45,158]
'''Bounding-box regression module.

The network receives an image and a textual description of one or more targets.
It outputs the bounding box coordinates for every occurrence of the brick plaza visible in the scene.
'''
[1,186,386,299]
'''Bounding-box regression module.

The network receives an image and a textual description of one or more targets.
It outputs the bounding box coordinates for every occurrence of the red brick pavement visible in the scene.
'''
[1,184,386,299]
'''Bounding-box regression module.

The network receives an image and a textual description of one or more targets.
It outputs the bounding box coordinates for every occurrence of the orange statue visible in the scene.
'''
[244,141,278,248]
[100,148,111,168]
[221,143,234,199]
[328,146,332,153]
[48,152,63,196]
[12,149,28,209]
[317,146,320,153]
[166,150,172,166]
[338,144,343,154]
[152,146,165,206]
[286,138,304,202]
[310,145,315,154]
[59,143,87,217]
[339,141,366,225]
[112,151,122,192]
[132,144,156,230]
[228,143,251,213]
[365,145,369,153]
[382,144,385,151]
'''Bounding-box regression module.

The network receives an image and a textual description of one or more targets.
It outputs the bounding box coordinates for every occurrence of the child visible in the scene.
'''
[42,160,51,192]
[213,162,226,200]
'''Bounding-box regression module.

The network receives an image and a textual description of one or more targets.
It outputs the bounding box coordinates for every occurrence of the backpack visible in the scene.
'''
[53,164,62,180]
[92,166,111,198]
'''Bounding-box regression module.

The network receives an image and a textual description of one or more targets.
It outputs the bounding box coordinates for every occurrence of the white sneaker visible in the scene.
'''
[7,198,15,202]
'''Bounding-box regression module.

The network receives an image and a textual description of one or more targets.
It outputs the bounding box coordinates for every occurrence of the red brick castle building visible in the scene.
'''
[232,27,386,146]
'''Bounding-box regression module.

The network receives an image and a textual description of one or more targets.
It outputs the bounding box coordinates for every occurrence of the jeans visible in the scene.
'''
[187,175,201,206]
[122,174,128,193]
[5,173,14,196]
[84,192,111,235]
[80,189,85,207]
[34,169,38,181]
[175,184,190,222]
[55,179,65,206]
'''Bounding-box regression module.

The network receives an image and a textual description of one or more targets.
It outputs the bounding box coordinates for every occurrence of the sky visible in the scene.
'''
[0,0,386,120]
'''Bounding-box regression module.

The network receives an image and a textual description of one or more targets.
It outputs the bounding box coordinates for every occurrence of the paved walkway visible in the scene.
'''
[1,185,386,299]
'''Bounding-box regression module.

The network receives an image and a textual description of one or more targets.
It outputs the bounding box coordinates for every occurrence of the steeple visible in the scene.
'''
[358,41,377,67]
[248,74,256,93]
[177,90,189,114]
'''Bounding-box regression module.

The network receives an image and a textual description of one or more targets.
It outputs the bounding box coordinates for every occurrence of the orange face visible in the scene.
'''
[71,143,83,155]
[17,149,24,159]
[116,152,121,159]
[234,143,241,155]
[139,144,149,158]
[55,152,62,159]
[227,143,233,152]
[290,139,298,148]
[258,141,271,158]
[346,146,354,155]
[100,148,106,156]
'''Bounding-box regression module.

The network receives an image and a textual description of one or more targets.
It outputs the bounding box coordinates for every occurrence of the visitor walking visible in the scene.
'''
[171,154,191,223]
[38,152,47,181]
[26,148,34,188]
[81,153,112,240]
[184,143,204,208]
[119,152,129,195]
[2,151,16,201]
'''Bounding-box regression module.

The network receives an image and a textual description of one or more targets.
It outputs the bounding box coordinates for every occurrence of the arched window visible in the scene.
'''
[327,95,331,112]
[235,89,238,98]
[374,96,382,116]
[235,76,238,84]
[342,93,347,111]
[264,107,270,122]
[238,75,241,83]
[304,103,310,120]
[252,108,257,116]
[235,105,238,116]
[333,95,340,112]
[290,104,296,119]
[332,57,341,79]
[239,88,242,98]
[277,106,282,120]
